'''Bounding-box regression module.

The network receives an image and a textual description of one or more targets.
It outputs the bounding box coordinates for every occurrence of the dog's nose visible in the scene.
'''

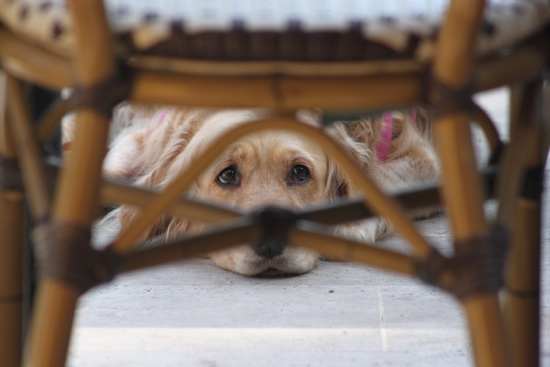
[253,239,285,259]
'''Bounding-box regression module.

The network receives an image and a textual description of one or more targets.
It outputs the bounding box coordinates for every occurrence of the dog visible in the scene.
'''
[62,104,439,276]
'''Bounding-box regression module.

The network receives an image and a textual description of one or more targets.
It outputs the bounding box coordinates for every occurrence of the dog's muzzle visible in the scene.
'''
[250,206,297,259]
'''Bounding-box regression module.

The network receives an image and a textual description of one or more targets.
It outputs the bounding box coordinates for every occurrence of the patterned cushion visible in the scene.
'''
[0,0,549,62]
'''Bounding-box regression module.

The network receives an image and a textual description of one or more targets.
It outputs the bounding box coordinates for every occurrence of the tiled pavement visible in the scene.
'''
[68,88,550,367]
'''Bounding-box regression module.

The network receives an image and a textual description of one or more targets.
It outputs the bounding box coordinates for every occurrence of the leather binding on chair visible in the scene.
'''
[416,225,509,300]
[32,223,124,294]
[0,154,23,191]
[70,61,134,117]
[426,74,477,118]
[520,165,544,200]
[0,0,549,63]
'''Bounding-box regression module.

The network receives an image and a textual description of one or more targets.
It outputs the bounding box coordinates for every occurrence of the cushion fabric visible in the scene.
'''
[0,0,549,61]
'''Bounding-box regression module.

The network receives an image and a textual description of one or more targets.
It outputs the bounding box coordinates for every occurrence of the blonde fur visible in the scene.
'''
[63,105,439,276]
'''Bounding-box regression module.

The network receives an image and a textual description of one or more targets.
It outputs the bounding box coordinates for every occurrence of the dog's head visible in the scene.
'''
[101,107,415,276]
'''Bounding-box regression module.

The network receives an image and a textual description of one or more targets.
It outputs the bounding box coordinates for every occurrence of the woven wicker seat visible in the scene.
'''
[1,0,549,62]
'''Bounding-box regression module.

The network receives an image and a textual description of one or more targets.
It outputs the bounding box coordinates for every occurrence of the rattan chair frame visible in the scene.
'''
[0,0,548,366]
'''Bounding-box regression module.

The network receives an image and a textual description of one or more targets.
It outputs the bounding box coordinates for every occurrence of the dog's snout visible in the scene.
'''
[253,239,286,259]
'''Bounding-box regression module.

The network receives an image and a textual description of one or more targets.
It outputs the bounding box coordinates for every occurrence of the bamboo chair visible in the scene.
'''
[0,1,549,366]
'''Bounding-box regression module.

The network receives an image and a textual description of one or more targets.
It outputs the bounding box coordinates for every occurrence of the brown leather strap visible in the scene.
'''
[70,62,134,118]
[0,294,23,303]
[414,247,447,288]
[521,165,544,201]
[416,225,509,300]
[0,155,23,191]
[424,72,476,119]
[32,222,124,294]
[504,287,539,298]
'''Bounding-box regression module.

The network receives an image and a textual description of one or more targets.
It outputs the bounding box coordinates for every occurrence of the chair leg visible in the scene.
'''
[22,0,117,365]
[434,112,509,367]
[503,81,545,367]
[430,0,510,364]
[0,70,25,367]
[0,191,25,367]
[503,189,542,367]
[22,110,111,367]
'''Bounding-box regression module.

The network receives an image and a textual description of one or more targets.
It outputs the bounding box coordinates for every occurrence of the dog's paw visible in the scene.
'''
[334,219,378,243]
[321,220,378,261]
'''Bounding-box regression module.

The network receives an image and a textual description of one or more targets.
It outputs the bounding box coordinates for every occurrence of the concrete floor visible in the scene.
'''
[68,88,550,367]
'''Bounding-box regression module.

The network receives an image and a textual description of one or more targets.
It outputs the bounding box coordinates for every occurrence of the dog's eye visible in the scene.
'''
[217,167,239,186]
[289,165,310,184]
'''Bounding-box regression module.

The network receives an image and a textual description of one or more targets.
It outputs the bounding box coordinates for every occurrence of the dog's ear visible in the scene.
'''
[114,108,205,241]
[104,108,191,181]
[326,110,429,198]
[326,117,383,198]
[102,131,145,179]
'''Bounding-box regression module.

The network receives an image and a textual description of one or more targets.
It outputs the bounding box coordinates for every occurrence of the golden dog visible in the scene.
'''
[63,105,439,276]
